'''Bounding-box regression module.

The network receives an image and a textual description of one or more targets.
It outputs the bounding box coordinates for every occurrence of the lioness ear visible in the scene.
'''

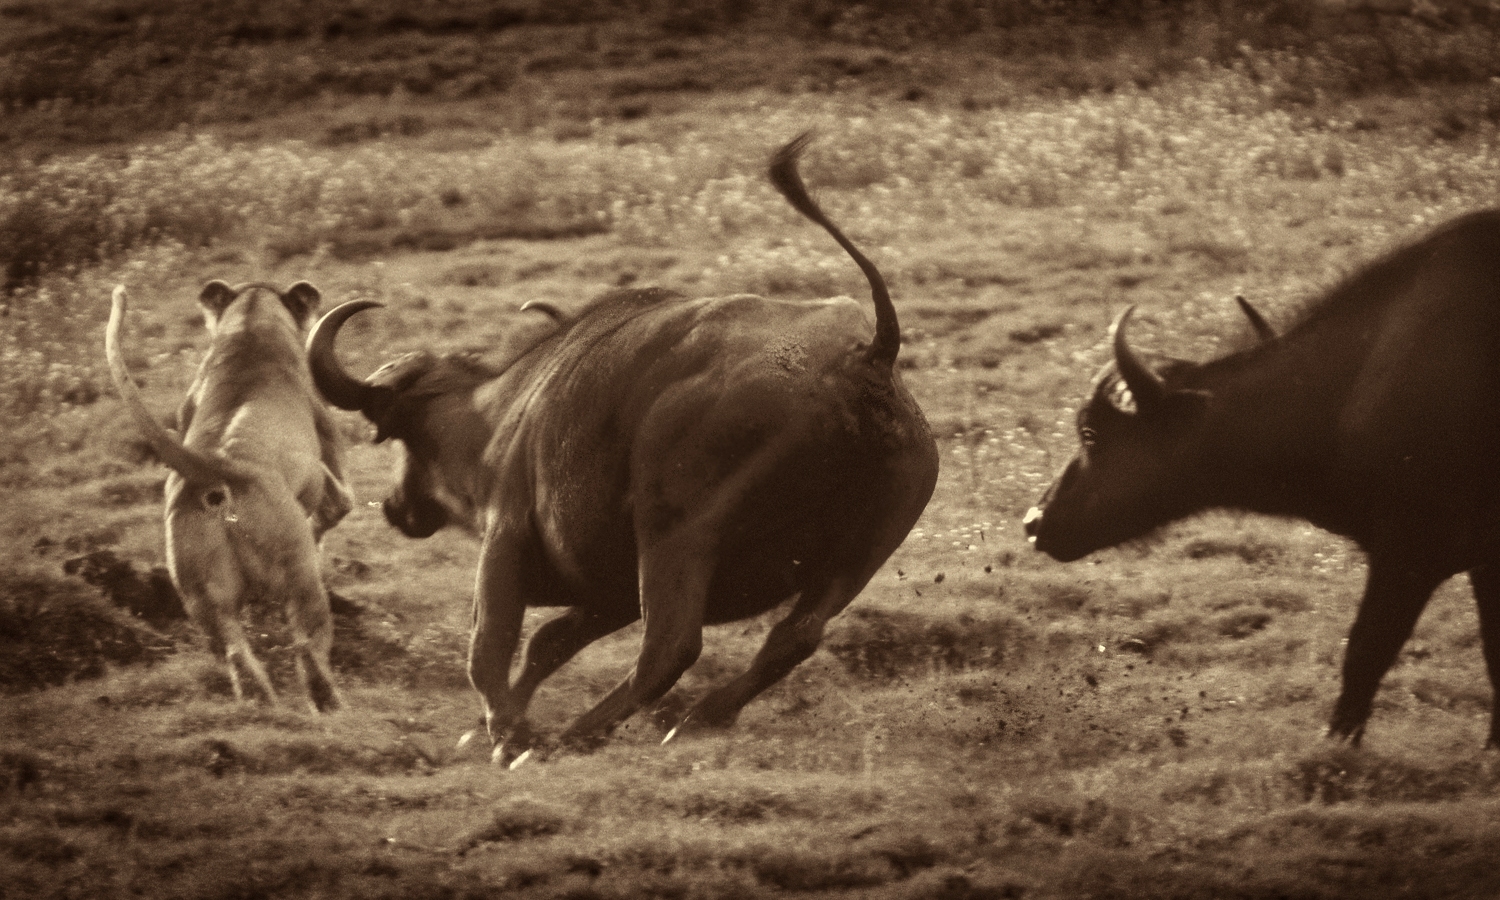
[198,280,237,327]
[281,281,322,327]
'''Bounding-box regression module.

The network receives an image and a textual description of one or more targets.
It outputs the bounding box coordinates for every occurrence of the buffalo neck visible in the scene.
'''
[1190,313,1376,533]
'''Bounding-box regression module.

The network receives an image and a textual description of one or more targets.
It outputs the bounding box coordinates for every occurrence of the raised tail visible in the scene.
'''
[106,285,234,486]
[768,132,901,371]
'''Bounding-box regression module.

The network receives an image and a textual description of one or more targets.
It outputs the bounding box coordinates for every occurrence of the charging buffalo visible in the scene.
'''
[1024,209,1500,747]
[307,135,939,761]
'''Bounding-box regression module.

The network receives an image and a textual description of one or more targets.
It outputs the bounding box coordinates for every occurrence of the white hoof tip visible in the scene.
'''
[507,749,532,770]
[661,726,680,745]
[457,730,477,751]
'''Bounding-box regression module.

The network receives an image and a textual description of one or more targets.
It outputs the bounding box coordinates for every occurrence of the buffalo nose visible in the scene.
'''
[1022,506,1043,542]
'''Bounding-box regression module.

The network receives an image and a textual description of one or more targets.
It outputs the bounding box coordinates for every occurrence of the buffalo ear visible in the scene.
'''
[198,280,238,328]
[281,281,322,327]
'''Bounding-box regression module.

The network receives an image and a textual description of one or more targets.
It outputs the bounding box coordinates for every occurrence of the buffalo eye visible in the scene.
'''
[1079,426,1097,447]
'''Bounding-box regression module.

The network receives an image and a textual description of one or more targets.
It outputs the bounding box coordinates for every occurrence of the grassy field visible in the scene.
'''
[5,2,1500,898]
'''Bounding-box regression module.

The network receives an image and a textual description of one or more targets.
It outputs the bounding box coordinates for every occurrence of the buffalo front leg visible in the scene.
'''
[1328,555,1445,745]
[557,533,712,748]
[671,576,861,737]
[1466,563,1500,748]
[469,529,530,750]
[500,606,640,757]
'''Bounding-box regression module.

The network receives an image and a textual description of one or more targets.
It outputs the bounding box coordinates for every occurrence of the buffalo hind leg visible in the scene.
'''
[499,606,640,760]
[557,532,712,748]
[1466,563,1500,748]
[1329,555,1445,745]
[672,576,861,737]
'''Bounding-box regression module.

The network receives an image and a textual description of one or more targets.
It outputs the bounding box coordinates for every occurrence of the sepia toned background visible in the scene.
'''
[3,2,1500,897]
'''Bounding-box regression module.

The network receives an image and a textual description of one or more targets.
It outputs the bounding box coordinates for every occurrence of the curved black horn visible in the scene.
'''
[1235,295,1276,343]
[307,299,389,412]
[520,300,566,322]
[1111,306,1166,412]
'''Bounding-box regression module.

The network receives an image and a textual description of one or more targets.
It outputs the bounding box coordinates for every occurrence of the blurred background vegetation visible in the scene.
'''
[4,0,1499,288]
[5,0,1498,150]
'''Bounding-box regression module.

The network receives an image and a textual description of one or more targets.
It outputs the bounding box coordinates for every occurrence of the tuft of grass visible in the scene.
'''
[1287,745,1500,805]
[0,566,175,693]
[464,797,573,849]
[824,606,1024,678]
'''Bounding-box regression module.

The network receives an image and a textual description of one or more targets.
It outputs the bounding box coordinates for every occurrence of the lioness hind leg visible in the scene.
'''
[285,558,342,713]
[221,617,278,706]
[168,518,277,705]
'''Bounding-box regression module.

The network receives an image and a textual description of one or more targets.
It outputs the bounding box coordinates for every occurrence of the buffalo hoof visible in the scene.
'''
[1325,720,1366,748]
[497,731,598,767]
[492,738,546,768]
[455,715,490,755]
[490,721,549,768]
[494,744,533,768]
[1326,698,1371,747]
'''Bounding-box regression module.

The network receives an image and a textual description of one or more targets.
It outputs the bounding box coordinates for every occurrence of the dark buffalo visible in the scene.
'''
[1024,209,1500,746]
[307,135,939,760]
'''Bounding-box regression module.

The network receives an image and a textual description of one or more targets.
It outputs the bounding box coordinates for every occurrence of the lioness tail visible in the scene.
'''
[107,285,236,486]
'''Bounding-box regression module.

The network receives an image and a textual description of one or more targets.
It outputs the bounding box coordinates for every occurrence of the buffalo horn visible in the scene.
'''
[307,299,388,412]
[1111,306,1166,412]
[1235,295,1276,343]
[520,300,566,322]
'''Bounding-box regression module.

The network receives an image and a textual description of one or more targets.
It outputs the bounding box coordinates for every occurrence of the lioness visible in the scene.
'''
[107,280,353,711]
